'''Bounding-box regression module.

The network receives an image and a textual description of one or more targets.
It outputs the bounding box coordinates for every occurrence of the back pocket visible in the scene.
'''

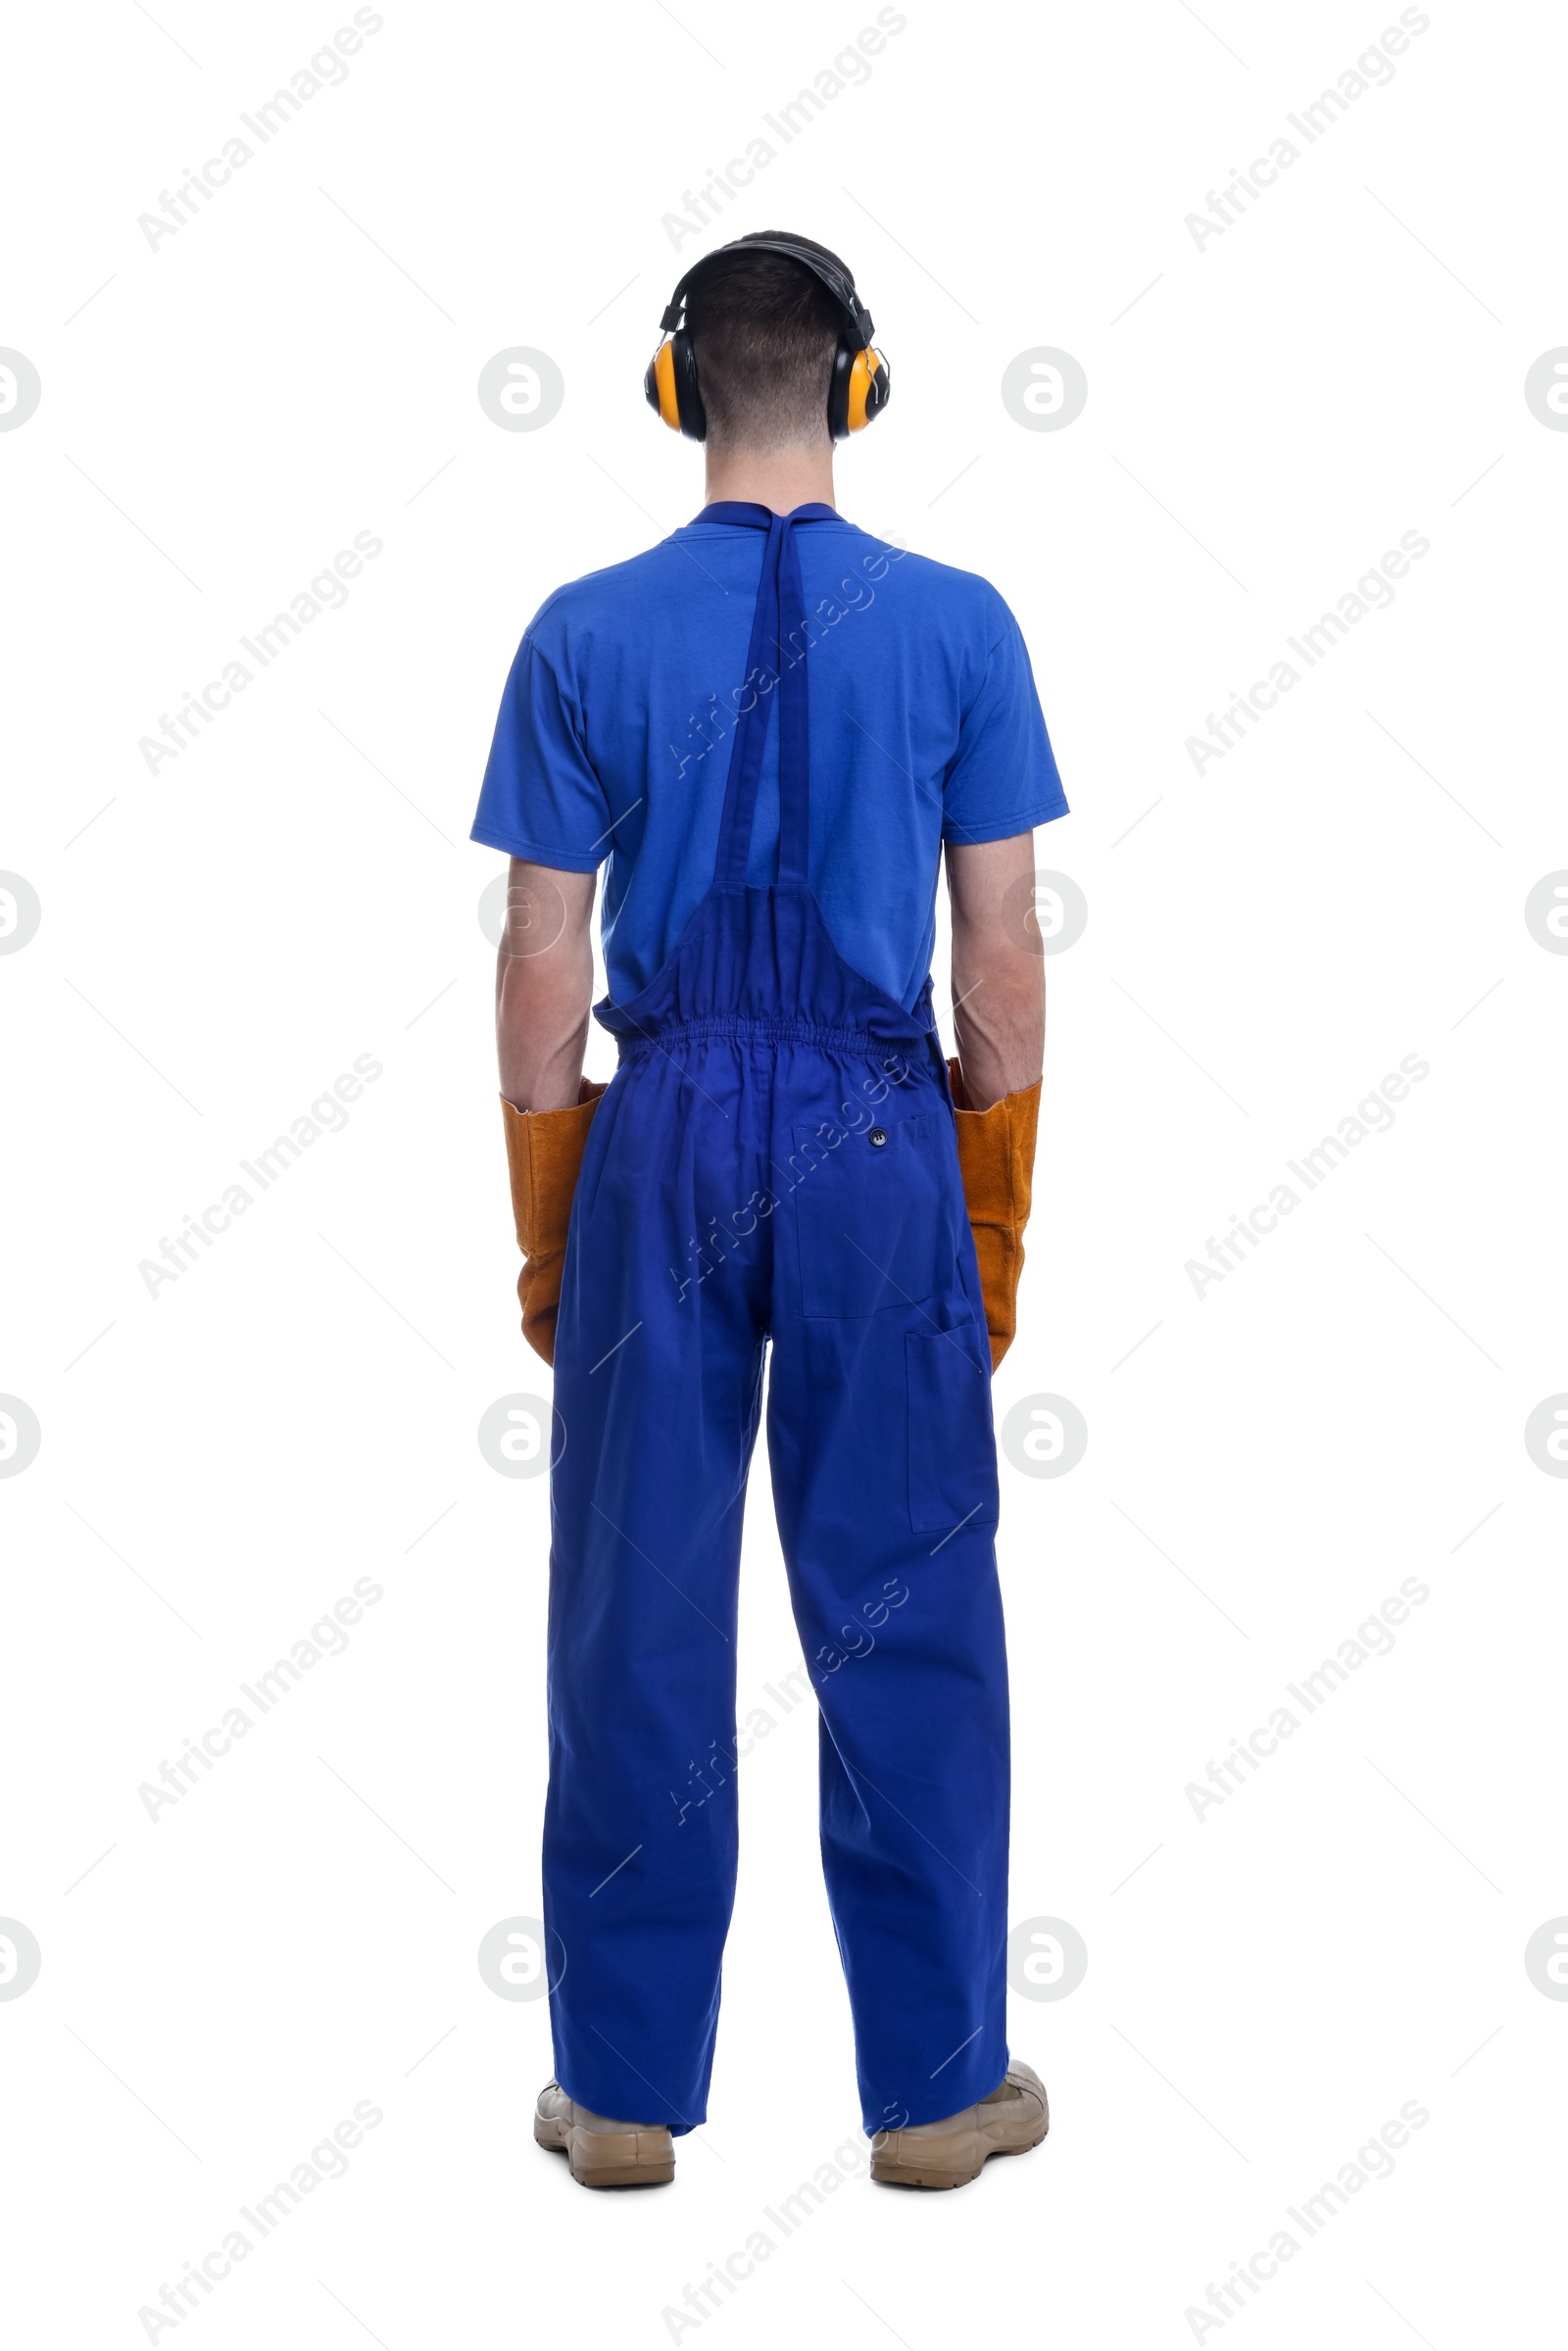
[792,1113,952,1319]
[906,1323,1000,1537]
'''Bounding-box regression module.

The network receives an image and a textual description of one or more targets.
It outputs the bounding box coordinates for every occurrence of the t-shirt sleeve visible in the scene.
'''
[470,632,612,871]
[941,610,1068,846]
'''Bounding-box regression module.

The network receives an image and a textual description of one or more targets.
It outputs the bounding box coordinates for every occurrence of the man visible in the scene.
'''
[473,232,1067,2190]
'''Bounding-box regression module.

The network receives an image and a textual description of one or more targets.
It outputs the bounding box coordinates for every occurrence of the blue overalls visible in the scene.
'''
[545,504,1010,2136]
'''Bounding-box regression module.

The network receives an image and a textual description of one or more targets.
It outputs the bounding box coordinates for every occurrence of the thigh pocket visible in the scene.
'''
[792,1113,953,1319]
[906,1323,1000,1537]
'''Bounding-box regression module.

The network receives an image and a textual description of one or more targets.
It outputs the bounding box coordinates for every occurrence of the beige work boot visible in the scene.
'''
[869,2060,1049,2189]
[533,2081,676,2187]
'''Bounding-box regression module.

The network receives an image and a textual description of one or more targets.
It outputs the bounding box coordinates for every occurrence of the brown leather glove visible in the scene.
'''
[501,1079,607,1366]
[947,1058,1042,1373]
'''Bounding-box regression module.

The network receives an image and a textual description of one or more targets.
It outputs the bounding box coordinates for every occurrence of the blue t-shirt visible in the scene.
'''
[472,508,1067,1011]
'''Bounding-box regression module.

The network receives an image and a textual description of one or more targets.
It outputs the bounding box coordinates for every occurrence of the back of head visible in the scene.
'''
[685,233,851,454]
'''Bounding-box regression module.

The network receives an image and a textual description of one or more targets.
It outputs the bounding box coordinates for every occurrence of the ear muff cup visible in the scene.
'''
[828,344,892,439]
[643,331,707,439]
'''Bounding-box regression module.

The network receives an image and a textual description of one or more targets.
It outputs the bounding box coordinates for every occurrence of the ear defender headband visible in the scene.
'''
[644,234,891,443]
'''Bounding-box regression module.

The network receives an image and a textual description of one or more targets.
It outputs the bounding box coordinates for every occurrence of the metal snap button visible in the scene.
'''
[868,1127,888,1148]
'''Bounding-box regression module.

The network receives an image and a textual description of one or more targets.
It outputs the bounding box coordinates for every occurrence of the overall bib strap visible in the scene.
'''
[707,503,835,894]
[775,521,811,889]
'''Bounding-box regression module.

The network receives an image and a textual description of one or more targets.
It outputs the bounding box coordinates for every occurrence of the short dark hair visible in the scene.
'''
[685,234,850,452]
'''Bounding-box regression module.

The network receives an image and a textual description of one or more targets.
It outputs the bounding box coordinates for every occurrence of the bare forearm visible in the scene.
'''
[498,981,590,1112]
[951,958,1044,1109]
[495,860,597,1112]
[945,834,1046,1110]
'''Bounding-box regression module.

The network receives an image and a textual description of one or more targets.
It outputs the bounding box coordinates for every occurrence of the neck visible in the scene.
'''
[703,439,836,515]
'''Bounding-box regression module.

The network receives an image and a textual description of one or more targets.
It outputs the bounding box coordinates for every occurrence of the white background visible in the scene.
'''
[4,0,1566,2342]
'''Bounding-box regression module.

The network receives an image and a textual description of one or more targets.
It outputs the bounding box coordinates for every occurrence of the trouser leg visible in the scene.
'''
[767,1078,1011,2133]
[543,1058,768,2130]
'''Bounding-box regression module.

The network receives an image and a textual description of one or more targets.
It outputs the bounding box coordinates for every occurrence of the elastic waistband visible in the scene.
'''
[614,1013,935,1063]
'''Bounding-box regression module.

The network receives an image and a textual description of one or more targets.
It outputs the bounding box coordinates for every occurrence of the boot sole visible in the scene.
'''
[534,2115,675,2189]
[870,2120,1049,2190]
